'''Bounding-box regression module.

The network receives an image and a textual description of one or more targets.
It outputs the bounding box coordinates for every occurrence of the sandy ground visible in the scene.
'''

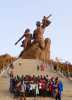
[0,59,72,100]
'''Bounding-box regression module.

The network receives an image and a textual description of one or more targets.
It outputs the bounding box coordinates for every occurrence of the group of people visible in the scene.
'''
[15,15,51,49]
[9,74,63,100]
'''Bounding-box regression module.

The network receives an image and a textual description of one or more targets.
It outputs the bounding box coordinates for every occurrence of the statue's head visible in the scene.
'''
[25,28,30,33]
[36,21,41,27]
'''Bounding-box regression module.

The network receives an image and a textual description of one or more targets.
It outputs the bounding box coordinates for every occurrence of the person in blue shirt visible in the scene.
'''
[55,77,63,100]
[58,80,63,99]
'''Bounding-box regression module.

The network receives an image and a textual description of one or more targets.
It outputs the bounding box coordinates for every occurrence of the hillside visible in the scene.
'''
[0,53,16,70]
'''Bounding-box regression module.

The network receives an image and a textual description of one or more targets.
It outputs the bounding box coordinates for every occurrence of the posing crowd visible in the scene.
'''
[9,74,63,100]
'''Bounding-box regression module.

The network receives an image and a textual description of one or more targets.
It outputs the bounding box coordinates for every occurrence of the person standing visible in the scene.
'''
[55,77,63,100]
[20,80,26,100]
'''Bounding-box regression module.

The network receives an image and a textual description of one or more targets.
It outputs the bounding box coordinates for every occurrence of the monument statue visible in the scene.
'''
[15,28,32,49]
[33,14,51,49]
[15,15,52,61]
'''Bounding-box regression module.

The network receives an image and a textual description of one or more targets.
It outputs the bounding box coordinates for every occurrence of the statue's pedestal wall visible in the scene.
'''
[12,58,50,76]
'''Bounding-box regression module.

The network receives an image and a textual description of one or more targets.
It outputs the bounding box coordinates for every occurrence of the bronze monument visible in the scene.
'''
[15,15,52,62]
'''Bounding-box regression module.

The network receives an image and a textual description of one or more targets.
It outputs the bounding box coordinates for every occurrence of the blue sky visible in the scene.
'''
[0,0,72,63]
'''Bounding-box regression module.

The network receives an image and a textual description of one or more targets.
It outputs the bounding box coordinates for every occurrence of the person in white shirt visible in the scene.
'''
[20,80,26,100]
